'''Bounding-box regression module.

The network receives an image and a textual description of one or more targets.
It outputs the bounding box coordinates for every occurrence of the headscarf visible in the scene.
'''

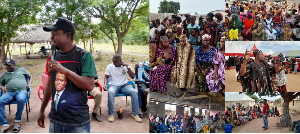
[165,29,172,34]
[215,13,223,20]
[207,12,215,20]
[229,13,243,32]
[150,116,155,124]
[202,34,211,40]
[160,35,168,42]
[180,35,188,41]
[287,11,292,17]
[253,49,262,57]
[163,13,168,20]
[247,12,253,18]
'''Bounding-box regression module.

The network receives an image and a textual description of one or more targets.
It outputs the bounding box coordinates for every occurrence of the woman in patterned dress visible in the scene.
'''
[264,12,277,40]
[171,35,197,89]
[196,34,217,92]
[150,36,176,91]
[241,12,254,41]
[204,12,218,47]
[206,37,225,92]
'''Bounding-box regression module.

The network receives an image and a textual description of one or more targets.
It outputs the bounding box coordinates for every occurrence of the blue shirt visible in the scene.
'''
[196,46,216,65]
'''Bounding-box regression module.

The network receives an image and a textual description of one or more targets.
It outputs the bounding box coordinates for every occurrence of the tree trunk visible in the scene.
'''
[13,43,15,51]
[90,37,92,54]
[117,36,122,55]
[111,33,117,54]
[83,40,86,49]
[25,42,28,59]
[2,37,7,63]
[20,44,22,55]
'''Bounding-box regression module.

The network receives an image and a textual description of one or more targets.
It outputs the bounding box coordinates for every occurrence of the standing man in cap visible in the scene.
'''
[262,99,269,130]
[0,59,32,133]
[238,49,273,92]
[37,17,98,133]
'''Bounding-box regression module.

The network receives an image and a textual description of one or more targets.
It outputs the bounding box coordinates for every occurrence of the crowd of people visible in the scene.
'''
[225,49,299,92]
[225,100,279,131]
[225,1,300,41]
[149,112,226,133]
[150,12,226,92]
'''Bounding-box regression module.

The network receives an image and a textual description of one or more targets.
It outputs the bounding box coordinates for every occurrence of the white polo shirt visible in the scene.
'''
[105,63,129,86]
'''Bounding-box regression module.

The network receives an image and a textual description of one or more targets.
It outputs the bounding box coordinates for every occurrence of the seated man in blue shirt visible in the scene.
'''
[0,59,32,133]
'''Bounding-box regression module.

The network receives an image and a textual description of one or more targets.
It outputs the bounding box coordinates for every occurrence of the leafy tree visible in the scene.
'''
[158,0,180,14]
[40,0,99,53]
[87,0,149,55]
[275,98,283,103]
[0,0,46,62]
[195,12,198,15]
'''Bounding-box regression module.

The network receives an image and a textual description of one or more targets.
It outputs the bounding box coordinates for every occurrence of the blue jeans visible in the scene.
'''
[0,90,27,126]
[262,114,268,129]
[292,121,300,131]
[49,120,90,133]
[297,124,300,133]
[108,85,138,115]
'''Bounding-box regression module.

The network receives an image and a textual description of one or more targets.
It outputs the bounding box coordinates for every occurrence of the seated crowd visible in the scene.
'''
[226,1,300,41]
[150,13,226,92]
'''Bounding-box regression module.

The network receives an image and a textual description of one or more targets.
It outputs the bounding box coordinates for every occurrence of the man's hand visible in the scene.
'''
[244,49,250,61]
[103,85,107,91]
[26,84,31,90]
[1,88,7,94]
[48,60,68,74]
[37,112,45,128]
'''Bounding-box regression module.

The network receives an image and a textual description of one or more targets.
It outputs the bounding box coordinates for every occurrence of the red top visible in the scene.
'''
[273,15,283,23]
[244,18,254,29]
[262,103,269,114]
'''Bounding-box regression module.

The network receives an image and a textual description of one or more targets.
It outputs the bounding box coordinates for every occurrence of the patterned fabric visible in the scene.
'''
[170,40,196,89]
[252,20,266,41]
[276,69,287,86]
[242,26,253,40]
[206,50,225,92]
[238,62,273,92]
[189,35,201,53]
[264,18,277,40]
[204,21,218,46]
[195,46,216,65]
[150,47,176,91]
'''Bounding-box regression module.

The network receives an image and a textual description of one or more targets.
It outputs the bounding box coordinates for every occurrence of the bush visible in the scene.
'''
[94,52,103,61]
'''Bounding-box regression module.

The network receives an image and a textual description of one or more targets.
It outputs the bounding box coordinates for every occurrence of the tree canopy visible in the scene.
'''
[158,0,180,14]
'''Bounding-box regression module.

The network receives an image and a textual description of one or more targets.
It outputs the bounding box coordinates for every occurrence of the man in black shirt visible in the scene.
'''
[37,17,98,133]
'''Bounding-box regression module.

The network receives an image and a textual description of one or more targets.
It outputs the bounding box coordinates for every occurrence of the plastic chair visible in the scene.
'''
[0,77,31,122]
[280,114,292,129]
[107,78,135,105]
[37,75,49,101]
[157,124,170,133]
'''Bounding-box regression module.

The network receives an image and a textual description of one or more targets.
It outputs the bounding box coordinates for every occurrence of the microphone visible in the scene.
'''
[51,45,56,60]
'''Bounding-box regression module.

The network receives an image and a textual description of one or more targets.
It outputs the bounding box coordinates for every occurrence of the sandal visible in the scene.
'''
[0,127,9,133]
[12,124,21,133]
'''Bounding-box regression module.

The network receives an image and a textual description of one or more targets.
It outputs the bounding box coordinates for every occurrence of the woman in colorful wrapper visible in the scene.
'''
[196,34,217,92]
[150,36,175,91]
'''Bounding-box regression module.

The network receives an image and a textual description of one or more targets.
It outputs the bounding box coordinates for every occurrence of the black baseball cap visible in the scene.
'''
[43,17,75,34]
[4,59,15,65]
[263,99,267,101]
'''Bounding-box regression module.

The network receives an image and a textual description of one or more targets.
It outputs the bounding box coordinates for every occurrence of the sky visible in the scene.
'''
[150,0,224,14]
[225,92,282,101]
[225,41,300,59]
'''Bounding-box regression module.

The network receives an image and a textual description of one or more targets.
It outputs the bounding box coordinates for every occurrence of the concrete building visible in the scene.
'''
[150,92,225,117]
[225,93,255,108]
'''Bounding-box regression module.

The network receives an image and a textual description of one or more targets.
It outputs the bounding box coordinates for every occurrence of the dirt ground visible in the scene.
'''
[225,69,300,92]
[232,104,300,133]
[0,55,149,133]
